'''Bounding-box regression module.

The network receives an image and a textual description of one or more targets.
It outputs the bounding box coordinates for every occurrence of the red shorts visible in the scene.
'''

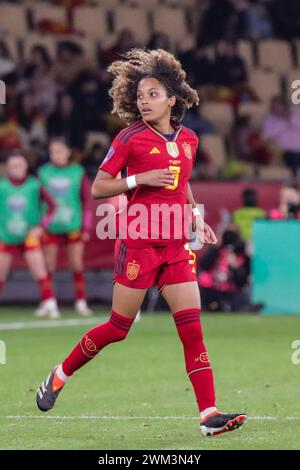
[42,231,82,246]
[114,239,197,291]
[0,235,41,255]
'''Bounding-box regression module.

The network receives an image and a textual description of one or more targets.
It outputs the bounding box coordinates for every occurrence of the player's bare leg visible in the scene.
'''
[25,249,60,319]
[36,282,146,411]
[43,242,58,274]
[67,241,92,316]
[0,252,13,295]
[162,281,247,436]
[111,282,146,319]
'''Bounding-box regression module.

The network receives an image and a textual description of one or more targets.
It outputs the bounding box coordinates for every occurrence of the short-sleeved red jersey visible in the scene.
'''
[99,120,198,247]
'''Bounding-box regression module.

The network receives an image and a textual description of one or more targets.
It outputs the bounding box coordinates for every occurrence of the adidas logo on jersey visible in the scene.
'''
[150,147,160,154]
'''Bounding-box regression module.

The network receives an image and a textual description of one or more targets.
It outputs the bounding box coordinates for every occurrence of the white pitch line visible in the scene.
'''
[1,415,300,421]
[0,318,101,331]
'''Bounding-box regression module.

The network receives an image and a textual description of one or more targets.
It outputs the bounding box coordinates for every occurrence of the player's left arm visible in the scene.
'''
[187,182,217,245]
[28,186,57,239]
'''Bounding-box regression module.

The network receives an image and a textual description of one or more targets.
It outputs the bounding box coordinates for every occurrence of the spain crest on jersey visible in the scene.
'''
[182,142,192,159]
[126,262,140,280]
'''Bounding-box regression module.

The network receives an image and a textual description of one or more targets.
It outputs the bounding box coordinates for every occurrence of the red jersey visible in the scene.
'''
[99,120,198,247]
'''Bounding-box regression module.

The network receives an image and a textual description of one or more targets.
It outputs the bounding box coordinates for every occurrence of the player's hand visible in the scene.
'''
[192,217,217,245]
[203,222,218,245]
[82,232,90,242]
[136,169,176,187]
[28,226,44,239]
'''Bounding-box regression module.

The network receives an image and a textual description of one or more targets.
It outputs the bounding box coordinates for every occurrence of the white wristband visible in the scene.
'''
[192,207,201,217]
[126,175,137,190]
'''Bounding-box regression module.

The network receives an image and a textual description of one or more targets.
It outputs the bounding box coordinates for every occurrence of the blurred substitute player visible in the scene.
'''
[37,49,247,437]
[38,137,93,316]
[0,150,60,318]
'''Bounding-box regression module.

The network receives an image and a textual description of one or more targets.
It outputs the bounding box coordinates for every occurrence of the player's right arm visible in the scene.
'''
[91,136,175,199]
[91,169,176,199]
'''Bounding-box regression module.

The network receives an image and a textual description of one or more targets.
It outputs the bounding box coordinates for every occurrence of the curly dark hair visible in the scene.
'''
[108,48,199,124]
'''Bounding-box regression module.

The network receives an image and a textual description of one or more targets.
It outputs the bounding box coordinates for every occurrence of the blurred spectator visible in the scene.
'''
[269,0,300,40]
[100,30,137,67]
[15,91,47,150]
[182,106,214,135]
[197,0,234,46]
[69,71,107,134]
[194,48,214,88]
[47,93,85,150]
[234,115,273,170]
[0,109,22,159]
[244,0,273,40]
[147,32,171,51]
[23,45,52,82]
[191,147,218,180]
[82,142,108,180]
[210,42,259,107]
[18,45,57,117]
[212,41,247,88]
[52,40,91,87]
[262,96,300,177]
[198,227,252,312]
[232,188,266,243]
[269,182,300,220]
[0,40,17,85]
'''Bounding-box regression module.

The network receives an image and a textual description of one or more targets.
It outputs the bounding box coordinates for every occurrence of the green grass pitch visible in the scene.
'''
[0,307,300,450]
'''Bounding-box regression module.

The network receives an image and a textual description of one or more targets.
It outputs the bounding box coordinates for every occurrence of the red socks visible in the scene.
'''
[62,311,135,376]
[173,309,216,413]
[59,307,215,414]
[73,271,86,300]
[37,275,54,301]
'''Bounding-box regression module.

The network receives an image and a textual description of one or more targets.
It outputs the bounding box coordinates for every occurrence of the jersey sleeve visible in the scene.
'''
[193,135,199,164]
[99,136,129,177]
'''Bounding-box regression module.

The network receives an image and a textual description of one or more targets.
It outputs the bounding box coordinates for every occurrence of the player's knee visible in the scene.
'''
[110,324,130,342]
[108,312,134,342]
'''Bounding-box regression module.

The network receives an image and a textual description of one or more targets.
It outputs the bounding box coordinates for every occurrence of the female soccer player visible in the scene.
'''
[37,49,247,436]
[38,137,93,316]
[0,150,60,318]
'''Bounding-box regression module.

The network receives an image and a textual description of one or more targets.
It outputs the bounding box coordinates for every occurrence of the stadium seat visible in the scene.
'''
[250,69,281,102]
[258,165,291,181]
[86,132,110,149]
[73,7,109,41]
[0,4,28,36]
[238,102,269,128]
[32,4,67,25]
[237,40,255,71]
[152,7,189,43]
[200,134,226,170]
[258,40,293,74]
[113,6,151,43]
[201,103,234,136]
